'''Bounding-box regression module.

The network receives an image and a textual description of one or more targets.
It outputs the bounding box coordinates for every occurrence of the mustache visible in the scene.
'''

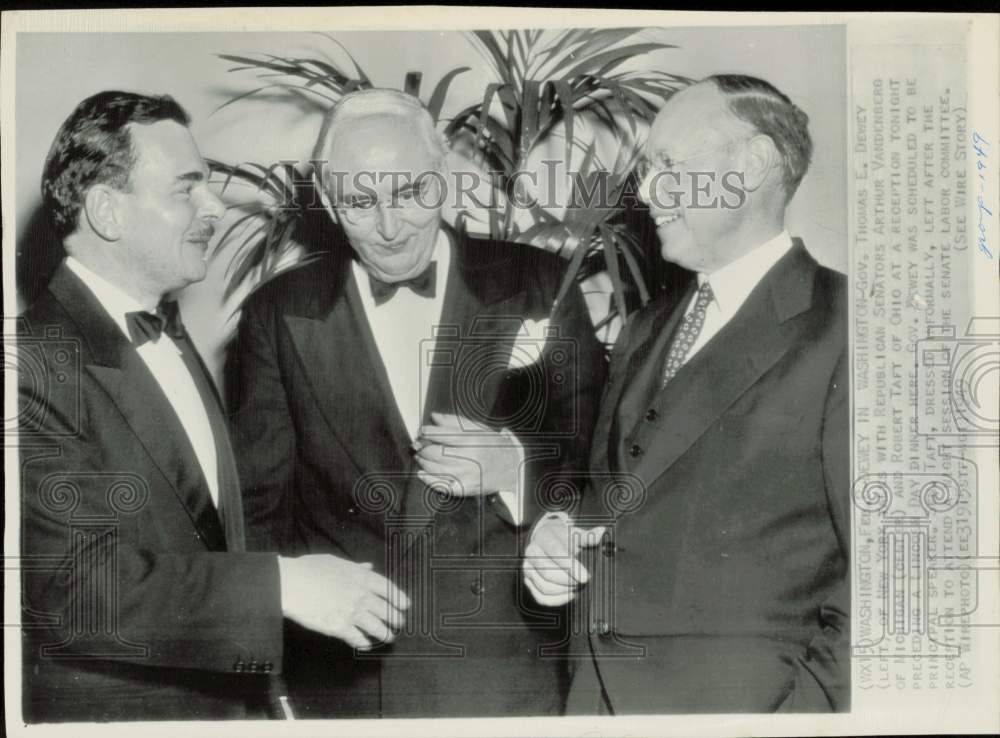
[186,226,216,242]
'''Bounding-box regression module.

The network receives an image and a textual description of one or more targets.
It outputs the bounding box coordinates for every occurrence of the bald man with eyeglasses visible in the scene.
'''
[227,89,607,718]
[523,74,850,714]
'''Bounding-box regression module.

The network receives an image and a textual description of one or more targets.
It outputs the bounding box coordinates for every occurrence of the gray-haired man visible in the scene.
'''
[229,88,607,717]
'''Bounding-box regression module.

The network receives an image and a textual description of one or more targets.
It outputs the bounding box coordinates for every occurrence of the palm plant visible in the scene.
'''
[209,29,691,330]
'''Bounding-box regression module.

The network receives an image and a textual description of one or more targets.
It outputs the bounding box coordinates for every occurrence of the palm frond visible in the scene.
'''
[313,32,373,86]
[210,27,687,318]
[551,226,594,311]
[213,50,372,113]
[426,66,471,122]
[468,31,512,87]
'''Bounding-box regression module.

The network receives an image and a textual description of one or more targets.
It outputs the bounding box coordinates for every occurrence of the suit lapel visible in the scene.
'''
[422,229,528,426]
[281,230,534,531]
[590,281,692,475]
[48,266,226,549]
[284,263,413,477]
[406,228,528,523]
[626,242,820,499]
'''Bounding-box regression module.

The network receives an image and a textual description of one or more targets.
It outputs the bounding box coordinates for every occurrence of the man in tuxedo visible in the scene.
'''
[18,91,408,722]
[228,89,606,717]
[523,74,850,713]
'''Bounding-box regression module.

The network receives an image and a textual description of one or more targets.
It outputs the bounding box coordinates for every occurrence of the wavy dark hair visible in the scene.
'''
[41,91,190,239]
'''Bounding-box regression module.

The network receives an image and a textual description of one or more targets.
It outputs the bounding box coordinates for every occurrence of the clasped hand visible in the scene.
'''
[413,412,521,496]
[279,555,410,650]
[523,514,607,606]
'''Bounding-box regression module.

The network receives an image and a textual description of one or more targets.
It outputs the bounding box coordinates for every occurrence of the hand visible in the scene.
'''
[278,554,410,650]
[523,514,607,607]
[413,412,522,497]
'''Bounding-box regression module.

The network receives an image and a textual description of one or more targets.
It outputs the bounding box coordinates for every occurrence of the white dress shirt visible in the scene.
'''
[352,232,524,524]
[681,230,793,365]
[65,257,220,507]
[352,233,450,441]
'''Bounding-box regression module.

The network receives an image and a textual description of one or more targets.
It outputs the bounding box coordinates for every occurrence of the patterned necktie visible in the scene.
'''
[661,281,715,389]
[368,261,437,306]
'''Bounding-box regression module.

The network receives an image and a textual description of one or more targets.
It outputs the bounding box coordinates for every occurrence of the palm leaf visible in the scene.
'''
[314,32,373,86]
[511,31,530,78]
[213,52,369,112]
[617,226,650,305]
[561,42,669,81]
[293,58,353,88]
[529,29,583,76]
[551,227,592,311]
[426,66,471,121]
[215,212,268,273]
[598,224,629,322]
[543,29,649,79]
[520,79,540,154]
[446,103,519,172]
[502,31,519,90]
[547,80,576,169]
[223,220,273,296]
[469,31,511,86]
[446,121,516,172]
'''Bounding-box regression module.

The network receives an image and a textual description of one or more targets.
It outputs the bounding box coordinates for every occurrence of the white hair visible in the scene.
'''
[312,88,449,165]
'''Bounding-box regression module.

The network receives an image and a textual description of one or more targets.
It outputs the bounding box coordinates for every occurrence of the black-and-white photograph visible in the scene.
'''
[4,8,997,736]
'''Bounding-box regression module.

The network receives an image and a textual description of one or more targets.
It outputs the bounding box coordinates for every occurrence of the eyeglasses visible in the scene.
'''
[326,171,445,226]
[635,137,750,209]
[636,137,748,182]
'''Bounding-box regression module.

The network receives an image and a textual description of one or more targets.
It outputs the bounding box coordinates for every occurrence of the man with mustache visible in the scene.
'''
[523,74,850,713]
[18,91,407,721]
[228,88,606,717]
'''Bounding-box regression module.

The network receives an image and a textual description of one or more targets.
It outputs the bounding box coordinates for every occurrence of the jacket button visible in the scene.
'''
[348,506,359,516]
[645,408,658,421]
[629,444,642,458]
[470,580,485,595]
[592,620,611,636]
[602,538,618,557]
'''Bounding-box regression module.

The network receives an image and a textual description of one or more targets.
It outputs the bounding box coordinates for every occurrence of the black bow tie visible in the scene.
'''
[125,300,185,346]
[368,262,438,306]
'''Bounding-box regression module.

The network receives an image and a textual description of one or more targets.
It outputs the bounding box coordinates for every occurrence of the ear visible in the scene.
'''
[83,185,123,241]
[740,134,778,192]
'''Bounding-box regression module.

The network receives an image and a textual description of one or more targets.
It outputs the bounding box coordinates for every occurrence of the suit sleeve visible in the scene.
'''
[226,291,298,552]
[516,275,608,529]
[19,359,284,675]
[779,345,850,712]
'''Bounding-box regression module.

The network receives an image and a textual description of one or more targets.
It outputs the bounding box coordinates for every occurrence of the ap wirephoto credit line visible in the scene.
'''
[2,8,997,738]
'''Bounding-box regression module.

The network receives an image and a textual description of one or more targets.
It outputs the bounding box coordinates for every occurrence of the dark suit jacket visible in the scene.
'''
[228,225,606,717]
[18,264,284,722]
[572,240,849,713]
